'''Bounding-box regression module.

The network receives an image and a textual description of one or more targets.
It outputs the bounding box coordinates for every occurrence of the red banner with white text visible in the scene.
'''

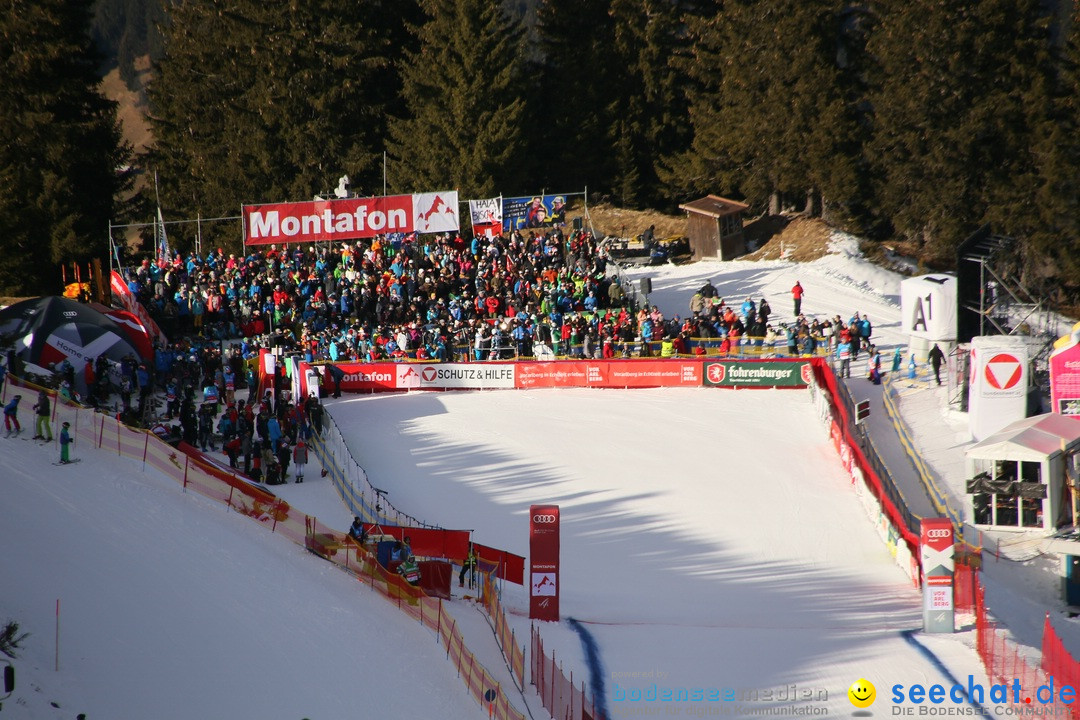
[243,191,459,245]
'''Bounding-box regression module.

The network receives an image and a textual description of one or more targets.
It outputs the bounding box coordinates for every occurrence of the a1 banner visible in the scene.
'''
[529,504,560,622]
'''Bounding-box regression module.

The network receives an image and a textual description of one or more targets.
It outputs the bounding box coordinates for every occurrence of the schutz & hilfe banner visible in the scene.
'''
[243,191,459,245]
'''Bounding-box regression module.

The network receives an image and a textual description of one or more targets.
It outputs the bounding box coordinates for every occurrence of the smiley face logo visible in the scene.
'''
[848,679,876,708]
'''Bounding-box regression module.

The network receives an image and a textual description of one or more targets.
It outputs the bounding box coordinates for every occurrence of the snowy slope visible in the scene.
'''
[0,435,485,720]
[3,231,1073,719]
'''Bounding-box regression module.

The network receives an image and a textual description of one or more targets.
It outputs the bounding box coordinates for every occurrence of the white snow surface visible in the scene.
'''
[3,233,1075,719]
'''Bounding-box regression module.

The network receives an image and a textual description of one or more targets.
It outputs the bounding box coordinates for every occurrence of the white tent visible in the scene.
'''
[964,413,1080,532]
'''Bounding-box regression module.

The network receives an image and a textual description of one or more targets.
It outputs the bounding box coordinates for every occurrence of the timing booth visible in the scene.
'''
[965,413,1080,532]
[899,274,957,362]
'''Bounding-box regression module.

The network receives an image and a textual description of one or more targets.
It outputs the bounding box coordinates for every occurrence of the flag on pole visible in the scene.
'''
[156,206,170,266]
[469,197,503,239]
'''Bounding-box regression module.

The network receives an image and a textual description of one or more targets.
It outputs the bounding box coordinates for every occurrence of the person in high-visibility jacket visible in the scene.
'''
[459,544,478,588]
[660,337,675,358]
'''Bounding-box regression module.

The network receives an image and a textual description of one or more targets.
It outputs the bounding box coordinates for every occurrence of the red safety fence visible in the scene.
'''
[532,624,604,720]
[1042,615,1080,718]
[973,572,1075,717]
[954,562,978,612]
[1,375,527,720]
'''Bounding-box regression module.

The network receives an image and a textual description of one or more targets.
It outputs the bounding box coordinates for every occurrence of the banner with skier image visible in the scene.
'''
[502,194,569,231]
[469,197,503,239]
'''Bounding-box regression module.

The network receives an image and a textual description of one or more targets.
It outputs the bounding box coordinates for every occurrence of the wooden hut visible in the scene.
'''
[678,195,749,261]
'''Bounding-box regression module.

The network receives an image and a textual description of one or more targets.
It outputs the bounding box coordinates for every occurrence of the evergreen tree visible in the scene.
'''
[91,0,169,87]
[147,0,410,250]
[385,0,529,198]
[533,0,620,197]
[994,3,1080,299]
[672,0,861,216]
[607,0,696,209]
[0,0,132,296]
[865,0,1056,265]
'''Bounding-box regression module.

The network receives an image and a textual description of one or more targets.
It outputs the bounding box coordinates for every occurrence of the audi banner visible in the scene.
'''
[529,504,560,622]
[920,518,954,633]
[242,191,459,245]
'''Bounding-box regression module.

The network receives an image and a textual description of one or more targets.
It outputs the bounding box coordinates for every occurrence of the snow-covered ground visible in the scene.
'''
[2,232,1075,718]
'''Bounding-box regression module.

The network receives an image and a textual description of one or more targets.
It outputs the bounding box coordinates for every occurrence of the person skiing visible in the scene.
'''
[59,421,73,464]
[33,390,53,442]
[4,394,22,436]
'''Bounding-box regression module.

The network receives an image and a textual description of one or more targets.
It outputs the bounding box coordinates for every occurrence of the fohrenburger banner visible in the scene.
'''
[243,191,459,245]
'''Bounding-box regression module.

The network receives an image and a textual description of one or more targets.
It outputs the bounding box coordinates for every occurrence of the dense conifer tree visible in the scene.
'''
[148,0,410,248]
[0,0,131,295]
[865,0,1058,265]
[672,0,860,217]
[385,0,529,198]
[532,0,620,197]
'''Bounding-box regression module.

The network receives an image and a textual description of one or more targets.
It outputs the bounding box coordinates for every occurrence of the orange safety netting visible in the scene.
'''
[1,374,527,720]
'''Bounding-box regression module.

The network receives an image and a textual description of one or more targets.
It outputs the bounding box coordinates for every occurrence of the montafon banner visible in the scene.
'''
[243,191,459,245]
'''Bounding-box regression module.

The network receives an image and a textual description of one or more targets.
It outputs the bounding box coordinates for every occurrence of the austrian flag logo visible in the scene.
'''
[984,353,1023,390]
[422,366,438,382]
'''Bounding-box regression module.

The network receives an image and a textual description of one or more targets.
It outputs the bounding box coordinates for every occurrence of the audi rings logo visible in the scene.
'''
[533,514,557,524]
[926,528,950,538]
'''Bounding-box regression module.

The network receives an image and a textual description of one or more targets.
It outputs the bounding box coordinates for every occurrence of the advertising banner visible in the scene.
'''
[515,362,590,389]
[529,504,560,622]
[397,363,515,389]
[968,336,1029,441]
[703,360,812,387]
[469,197,503,239]
[325,363,400,393]
[243,191,460,245]
[502,194,569,230]
[920,518,954,633]
[412,190,460,234]
[1050,340,1080,417]
[593,361,702,387]
[900,274,958,341]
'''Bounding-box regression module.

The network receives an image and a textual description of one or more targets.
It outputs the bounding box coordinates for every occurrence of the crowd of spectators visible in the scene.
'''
[123,226,660,365]
[123,225,872,369]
